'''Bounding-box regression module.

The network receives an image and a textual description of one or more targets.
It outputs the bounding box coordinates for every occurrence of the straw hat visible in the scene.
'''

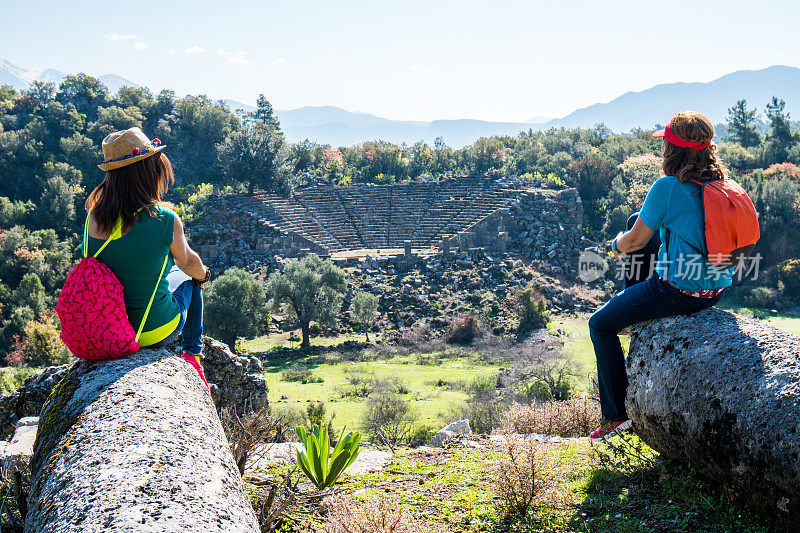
[98,127,166,171]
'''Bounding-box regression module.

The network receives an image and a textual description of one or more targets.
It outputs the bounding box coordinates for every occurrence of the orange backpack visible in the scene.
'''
[689,177,760,268]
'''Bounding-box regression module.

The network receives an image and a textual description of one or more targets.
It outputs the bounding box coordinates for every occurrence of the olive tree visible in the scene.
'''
[350,291,378,341]
[266,254,347,348]
[204,268,268,350]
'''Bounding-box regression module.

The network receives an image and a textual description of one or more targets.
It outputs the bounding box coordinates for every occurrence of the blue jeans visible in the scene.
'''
[589,215,719,421]
[150,271,204,355]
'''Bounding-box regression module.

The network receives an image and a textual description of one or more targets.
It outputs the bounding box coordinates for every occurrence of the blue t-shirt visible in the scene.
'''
[639,176,734,292]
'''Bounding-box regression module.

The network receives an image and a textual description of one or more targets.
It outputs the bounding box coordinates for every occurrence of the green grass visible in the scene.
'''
[250,436,778,532]
[261,352,501,431]
[716,302,800,336]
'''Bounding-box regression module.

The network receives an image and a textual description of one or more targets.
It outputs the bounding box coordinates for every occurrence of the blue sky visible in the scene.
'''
[3,0,800,122]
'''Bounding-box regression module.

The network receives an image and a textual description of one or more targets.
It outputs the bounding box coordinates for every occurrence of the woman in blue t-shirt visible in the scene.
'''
[589,111,730,442]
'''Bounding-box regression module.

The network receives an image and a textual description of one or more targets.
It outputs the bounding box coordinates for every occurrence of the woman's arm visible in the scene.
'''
[611,218,655,259]
[169,215,208,280]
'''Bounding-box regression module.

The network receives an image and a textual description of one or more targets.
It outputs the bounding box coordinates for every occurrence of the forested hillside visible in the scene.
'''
[1,74,799,364]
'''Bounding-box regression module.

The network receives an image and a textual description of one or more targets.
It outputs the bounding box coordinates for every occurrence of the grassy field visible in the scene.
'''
[240,329,502,432]
[242,306,800,433]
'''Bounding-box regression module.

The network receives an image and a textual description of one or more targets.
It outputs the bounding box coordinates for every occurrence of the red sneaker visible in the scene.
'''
[590,420,632,442]
[181,351,210,389]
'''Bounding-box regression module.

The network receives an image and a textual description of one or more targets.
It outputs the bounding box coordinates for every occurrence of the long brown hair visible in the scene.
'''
[85,152,175,234]
[661,111,725,182]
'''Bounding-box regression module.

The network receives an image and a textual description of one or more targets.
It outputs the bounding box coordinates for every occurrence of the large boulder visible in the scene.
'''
[627,308,800,516]
[25,348,259,532]
[0,336,268,440]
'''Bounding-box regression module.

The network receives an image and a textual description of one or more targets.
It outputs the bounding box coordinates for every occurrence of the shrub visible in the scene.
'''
[23,310,72,366]
[516,288,549,336]
[341,365,374,398]
[0,366,38,395]
[324,495,434,533]
[503,396,602,438]
[445,313,480,345]
[742,286,780,309]
[778,258,800,297]
[361,382,415,449]
[450,375,504,434]
[221,402,286,475]
[280,364,323,384]
[303,401,336,441]
[3,334,26,367]
[386,325,431,347]
[407,425,433,447]
[451,400,504,434]
[495,434,540,519]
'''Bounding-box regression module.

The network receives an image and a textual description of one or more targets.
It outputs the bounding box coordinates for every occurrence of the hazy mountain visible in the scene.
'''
[0,59,139,94]
[544,65,800,132]
[4,59,799,147]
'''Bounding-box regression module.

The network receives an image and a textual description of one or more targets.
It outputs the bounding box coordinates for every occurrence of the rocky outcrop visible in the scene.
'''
[197,336,268,414]
[25,349,259,532]
[627,308,800,516]
[0,336,268,440]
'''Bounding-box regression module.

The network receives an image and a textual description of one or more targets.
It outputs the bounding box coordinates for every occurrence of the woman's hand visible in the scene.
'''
[193,267,211,289]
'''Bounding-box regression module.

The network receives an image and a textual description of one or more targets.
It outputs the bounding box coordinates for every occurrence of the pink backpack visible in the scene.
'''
[56,212,168,360]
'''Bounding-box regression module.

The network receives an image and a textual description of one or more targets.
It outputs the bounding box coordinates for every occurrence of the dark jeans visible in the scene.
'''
[150,277,204,355]
[589,213,718,421]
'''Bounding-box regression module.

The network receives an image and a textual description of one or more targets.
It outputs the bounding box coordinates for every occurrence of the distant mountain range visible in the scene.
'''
[3,59,799,147]
[0,59,139,95]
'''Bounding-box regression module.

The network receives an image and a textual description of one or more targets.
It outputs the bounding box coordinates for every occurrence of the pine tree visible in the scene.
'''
[725,99,761,148]
[246,94,281,130]
[765,96,800,164]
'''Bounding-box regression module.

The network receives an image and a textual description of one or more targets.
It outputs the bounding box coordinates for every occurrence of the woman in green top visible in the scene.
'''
[84,127,211,387]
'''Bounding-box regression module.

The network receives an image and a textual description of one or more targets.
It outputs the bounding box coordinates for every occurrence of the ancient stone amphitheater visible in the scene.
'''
[242,176,518,252]
[192,176,584,273]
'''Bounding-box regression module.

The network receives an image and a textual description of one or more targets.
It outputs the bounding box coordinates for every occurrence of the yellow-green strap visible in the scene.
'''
[84,210,117,259]
[136,253,170,342]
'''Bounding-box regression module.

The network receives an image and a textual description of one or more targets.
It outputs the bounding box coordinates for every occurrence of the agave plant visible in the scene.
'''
[295,424,362,490]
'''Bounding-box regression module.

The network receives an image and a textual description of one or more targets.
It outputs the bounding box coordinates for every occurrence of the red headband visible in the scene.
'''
[652,125,711,151]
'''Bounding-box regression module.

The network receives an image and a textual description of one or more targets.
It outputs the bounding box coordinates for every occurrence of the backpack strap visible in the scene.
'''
[135,253,170,343]
[84,210,117,259]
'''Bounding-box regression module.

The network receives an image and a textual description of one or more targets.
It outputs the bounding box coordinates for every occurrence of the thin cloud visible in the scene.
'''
[276,57,286,64]
[408,65,419,72]
[133,42,147,50]
[105,32,139,41]
[227,51,251,64]
[168,48,178,55]
[186,46,206,55]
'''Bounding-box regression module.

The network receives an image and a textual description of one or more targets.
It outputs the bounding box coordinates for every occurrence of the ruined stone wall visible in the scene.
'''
[510,188,584,274]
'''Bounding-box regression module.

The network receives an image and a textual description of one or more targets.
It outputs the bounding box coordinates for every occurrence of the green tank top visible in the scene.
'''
[84,205,181,346]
